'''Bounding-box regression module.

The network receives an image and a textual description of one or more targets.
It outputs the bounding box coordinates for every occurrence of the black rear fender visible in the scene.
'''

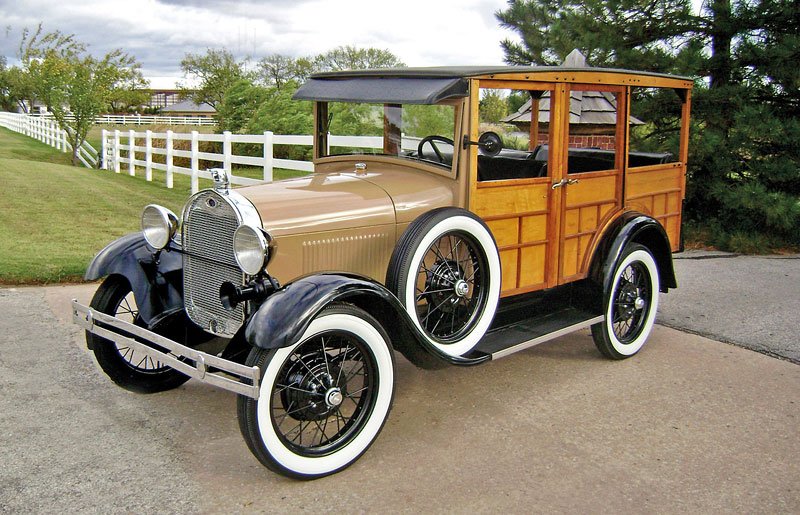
[85,233,183,325]
[244,273,488,369]
[589,212,677,301]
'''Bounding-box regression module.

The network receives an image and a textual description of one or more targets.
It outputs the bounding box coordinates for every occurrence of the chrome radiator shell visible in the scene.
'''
[181,189,261,337]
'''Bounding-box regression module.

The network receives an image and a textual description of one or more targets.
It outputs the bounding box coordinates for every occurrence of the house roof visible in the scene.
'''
[501,50,642,127]
[161,99,216,113]
[501,90,643,126]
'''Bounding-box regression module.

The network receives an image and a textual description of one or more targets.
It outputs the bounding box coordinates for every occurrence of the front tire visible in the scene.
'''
[237,304,395,480]
[87,275,190,393]
[591,244,660,359]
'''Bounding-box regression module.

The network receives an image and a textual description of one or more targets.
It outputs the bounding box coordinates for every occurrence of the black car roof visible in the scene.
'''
[293,66,692,104]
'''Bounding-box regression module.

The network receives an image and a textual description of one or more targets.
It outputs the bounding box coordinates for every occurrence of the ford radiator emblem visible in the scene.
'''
[206,198,217,208]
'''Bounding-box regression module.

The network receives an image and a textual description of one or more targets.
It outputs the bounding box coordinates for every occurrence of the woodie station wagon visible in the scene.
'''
[73,59,693,479]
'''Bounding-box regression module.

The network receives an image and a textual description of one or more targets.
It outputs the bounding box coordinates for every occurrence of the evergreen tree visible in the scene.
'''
[496,0,800,250]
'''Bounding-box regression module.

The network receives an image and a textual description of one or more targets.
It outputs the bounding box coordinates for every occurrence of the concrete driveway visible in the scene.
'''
[659,250,800,363]
[0,283,797,513]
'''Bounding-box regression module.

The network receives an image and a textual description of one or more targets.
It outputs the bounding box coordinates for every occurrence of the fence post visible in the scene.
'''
[223,130,232,173]
[113,130,121,173]
[61,128,68,153]
[191,130,199,194]
[145,130,153,181]
[128,129,136,176]
[101,129,107,169]
[166,130,174,189]
[263,131,273,182]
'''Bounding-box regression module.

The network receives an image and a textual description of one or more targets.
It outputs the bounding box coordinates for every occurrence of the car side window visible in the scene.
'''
[477,86,553,182]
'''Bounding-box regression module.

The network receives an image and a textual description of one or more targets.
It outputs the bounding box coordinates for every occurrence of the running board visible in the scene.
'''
[471,309,604,360]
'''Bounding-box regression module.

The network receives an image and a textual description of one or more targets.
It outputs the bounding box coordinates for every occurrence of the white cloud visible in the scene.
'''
[1,0,517,87]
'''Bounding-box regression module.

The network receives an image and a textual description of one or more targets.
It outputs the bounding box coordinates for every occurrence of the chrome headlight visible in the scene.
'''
[141,205,178,250]
[233,224,272,276]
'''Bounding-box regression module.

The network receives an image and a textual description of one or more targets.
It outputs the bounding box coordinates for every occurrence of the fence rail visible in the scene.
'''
[0,112,99,167]
[2,111,423,193]
[103,129,421,193]
[29,113,216,126]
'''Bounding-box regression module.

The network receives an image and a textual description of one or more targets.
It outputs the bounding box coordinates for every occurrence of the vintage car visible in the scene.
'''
[73,63,693,479]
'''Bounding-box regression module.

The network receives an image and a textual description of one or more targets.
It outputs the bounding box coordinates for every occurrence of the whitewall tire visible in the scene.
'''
[237,304,395,479]
[591,244,660,359]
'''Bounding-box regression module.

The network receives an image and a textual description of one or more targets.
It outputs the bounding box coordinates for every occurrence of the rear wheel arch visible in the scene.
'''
[589,212,676,298]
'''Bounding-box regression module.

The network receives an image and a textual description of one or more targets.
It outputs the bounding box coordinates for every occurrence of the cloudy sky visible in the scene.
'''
[1,0,517,88]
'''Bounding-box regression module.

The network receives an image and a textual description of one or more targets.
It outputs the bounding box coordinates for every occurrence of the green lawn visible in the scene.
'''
[0,127,193,284]
[0,126,313,284]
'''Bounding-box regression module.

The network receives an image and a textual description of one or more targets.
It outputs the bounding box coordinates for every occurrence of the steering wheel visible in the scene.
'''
[417,135,455,164]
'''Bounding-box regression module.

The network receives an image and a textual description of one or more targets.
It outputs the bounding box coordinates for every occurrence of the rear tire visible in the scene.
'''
[237,304,395,479]
[88,275,190,393]
[591,244,660,359]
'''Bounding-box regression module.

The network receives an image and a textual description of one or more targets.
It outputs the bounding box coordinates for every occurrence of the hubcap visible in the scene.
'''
[325,387,343,407]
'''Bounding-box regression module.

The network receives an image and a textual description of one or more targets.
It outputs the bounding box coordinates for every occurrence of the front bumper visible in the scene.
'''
[72,300,261,399]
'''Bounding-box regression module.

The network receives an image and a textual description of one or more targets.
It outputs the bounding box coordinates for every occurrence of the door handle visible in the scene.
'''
[551,178,579,189]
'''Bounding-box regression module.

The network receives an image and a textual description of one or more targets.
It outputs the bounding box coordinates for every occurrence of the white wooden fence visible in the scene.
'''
[103,129,421,193]
[1,110,424,192]
[30,113,216,126]
[0,112,99,167]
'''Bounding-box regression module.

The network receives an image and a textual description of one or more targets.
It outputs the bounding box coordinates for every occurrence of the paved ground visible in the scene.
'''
[659,250,800,363]
[0,282,797,513]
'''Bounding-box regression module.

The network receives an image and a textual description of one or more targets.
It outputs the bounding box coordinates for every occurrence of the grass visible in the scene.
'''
[0,126,313,284]
[0,127,193,284]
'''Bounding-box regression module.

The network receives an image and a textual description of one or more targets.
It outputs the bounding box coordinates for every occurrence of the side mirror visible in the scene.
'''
[462,131,503,156]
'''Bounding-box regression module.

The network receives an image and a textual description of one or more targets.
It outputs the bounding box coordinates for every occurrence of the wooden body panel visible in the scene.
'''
[466,75,690,296]
[559,172,619,281]
[624,163,685,250]
[475,180,552,294]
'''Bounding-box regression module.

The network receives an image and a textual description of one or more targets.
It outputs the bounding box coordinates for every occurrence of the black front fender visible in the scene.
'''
[85,233,183,325]
[244,273,489,369]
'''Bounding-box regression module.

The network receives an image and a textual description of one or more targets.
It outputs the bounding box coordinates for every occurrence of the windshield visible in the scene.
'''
[318,102,457,168]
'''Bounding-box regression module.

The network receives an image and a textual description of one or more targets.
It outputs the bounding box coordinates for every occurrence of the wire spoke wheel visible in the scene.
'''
[591,244,660,360]
[611,261,651,344]
[87,275,190,393]
[270,332,377,456]
[414,232,488,343]
[238,304,395,479]
[386,208,501,358]
[111,291,169,373]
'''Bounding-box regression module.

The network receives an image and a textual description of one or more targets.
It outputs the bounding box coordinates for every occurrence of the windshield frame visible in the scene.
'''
[313,99,464,178]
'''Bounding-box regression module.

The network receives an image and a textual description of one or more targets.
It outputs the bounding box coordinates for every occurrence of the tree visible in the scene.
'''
[316,45,404,71]
[107,63,150,113]
[495,0,800,250]
[180,48,249,107]
[216,79,270,132]
[18,25,147,166]
[480,89,509,123]
[255,54,316,90]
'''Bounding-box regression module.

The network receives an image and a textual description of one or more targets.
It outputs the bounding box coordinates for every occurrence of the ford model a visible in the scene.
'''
[72,64,693,479]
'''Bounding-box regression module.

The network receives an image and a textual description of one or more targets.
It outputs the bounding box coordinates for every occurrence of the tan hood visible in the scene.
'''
[238,173,396,237]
